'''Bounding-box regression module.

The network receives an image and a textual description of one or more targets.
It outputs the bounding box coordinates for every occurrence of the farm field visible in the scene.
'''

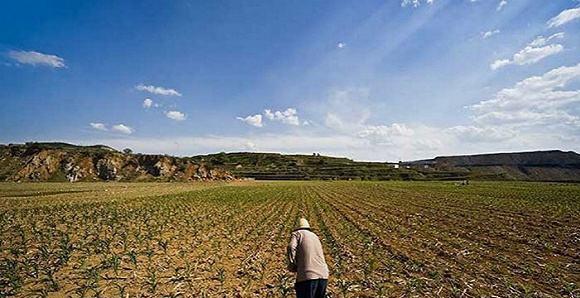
[1,181,579,297]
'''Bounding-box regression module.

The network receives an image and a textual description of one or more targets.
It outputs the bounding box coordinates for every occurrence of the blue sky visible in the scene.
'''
[1,0,579,161]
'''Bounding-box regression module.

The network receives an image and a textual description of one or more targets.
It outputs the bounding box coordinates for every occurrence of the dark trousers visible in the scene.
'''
[295,279,328,298]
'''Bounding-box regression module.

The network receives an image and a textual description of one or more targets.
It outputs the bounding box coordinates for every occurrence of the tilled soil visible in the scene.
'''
[0,181,578,297]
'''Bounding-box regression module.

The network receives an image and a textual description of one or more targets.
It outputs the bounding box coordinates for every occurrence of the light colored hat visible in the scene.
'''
[296,217,310,229]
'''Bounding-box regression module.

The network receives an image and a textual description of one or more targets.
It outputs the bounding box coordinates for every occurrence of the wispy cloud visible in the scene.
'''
[111,124,134,134]
[446,125,515,142]
[322,88,371,133]
[8,50,66,68]
[90,123,107,131]
[496,0,507,11]
[135,84,182,96]
[165,110,186,121]
[237,114,263,127]
[481,29,500,39]
[401,0,434,8]
[547,7,580,28]
[490,33,564,70]
[490,59,511,70]
[78,134,373,159]
[358,123,415,145]
[91,123,134,134]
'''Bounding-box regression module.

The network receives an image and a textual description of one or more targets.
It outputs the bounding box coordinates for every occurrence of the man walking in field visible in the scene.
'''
[287,218,329,298]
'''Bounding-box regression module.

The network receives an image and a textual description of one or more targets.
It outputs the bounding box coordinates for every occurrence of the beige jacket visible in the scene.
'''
[287,229,329,282]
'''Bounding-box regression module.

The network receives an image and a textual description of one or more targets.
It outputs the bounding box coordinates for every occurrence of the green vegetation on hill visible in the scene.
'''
[2,143,579,182]
[192,152,426,180]
[18,142,117,152]
[192,151,580,182]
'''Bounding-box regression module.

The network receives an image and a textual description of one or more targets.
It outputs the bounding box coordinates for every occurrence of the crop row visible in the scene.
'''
[1,181,578,297]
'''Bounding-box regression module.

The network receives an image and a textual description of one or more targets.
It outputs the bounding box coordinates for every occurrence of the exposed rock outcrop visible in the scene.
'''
[0,143,234,182]
[432,150,580,167]
[2,142,578,182]
[404,150,580,182]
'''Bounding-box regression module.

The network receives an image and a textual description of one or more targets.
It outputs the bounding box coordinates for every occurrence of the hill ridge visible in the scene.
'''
[1,142,579,182]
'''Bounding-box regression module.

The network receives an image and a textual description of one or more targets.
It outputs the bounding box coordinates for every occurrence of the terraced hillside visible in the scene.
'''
[1,181,578,297]
[192,152,431,180]
[3,143,579,182]
[192,151,580,181]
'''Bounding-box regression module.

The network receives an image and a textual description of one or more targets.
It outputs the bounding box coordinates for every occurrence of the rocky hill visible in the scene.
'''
[0,142,233,182]
[405,150,580,182]
[1,143,578,182]
[196,150,580,182]
[431,150,580,167]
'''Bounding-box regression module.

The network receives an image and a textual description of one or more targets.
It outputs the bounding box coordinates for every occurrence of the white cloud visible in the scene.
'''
[316,89,447,155]
[490,33,564,70]
[355,123,445,154]
[359,123,414,138]
[490,59,511,70]
[244,141,257,151]
[76,134,372,158]
[324,113,345,131]
[91,122,135,134]
[358,123,415,144]
[446,125,515,142]
[528,32,565,47]
[481,29,500,39]
[496,0,507,11]
[75,124,579,162]
[240,107,303,127]
[511,44,563,65]
[165,110,187,121]
[263,110,274,120]
[264,108,300,126]
[74,64,580,161]
[472,63,580,129]
[337,42,346,49]
[143,98,153,109]
[237,114,263,127]
[135,84,182,96]
[321,88,371,133]
[314,77,579,157]
[401,0,434,7]
[90,123,107,131]
[8,50,65,68]
[111,124,134,135]
[547,7,580,28]
[78,66,580,161]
